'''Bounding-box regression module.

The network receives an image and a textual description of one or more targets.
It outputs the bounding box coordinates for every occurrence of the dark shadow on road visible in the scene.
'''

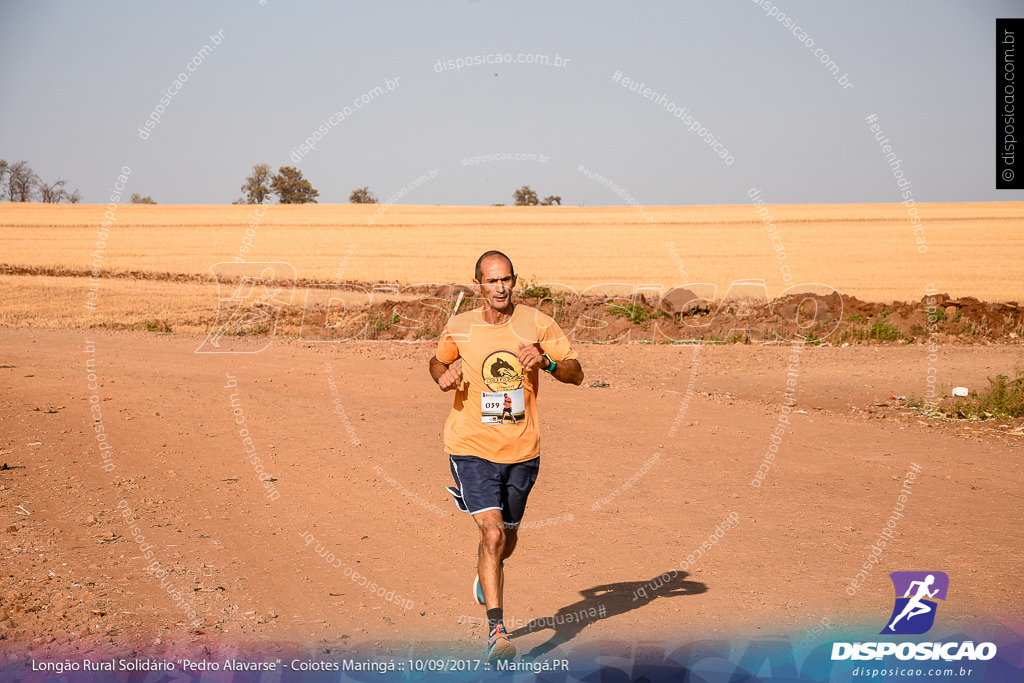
[508,571,707,659]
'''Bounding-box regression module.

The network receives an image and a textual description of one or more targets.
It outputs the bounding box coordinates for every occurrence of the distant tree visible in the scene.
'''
[38,178,68,203]
[7,160,37,202]
[490,203,505,206]
[513,185,538,206]
[129,193,157,204]
[349,186,378,204]
[37,178,82,203]
[540,195,562,206]
[241,163,274,204]
[0,160,8,194]
[271,166,319,204]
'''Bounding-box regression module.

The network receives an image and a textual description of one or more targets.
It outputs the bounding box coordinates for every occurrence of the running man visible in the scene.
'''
[501,393,515,424]
[888,574,939,631]
[429,250,583,661]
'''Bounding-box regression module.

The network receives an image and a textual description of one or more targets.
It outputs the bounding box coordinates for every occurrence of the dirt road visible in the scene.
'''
[0,328,1020,661]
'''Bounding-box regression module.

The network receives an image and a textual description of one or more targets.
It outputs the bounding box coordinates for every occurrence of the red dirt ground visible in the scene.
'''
[0,327,1021,663]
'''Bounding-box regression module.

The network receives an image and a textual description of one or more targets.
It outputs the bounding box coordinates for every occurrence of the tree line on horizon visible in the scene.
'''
[0,159,565,206]
[0,158,159,204]
[236,164,564,207]
[0,159,81,204]
[496,186,562,206]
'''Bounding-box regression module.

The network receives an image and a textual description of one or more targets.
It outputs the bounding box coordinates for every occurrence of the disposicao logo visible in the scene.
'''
[881,571,948,635]
[831,571,997,662]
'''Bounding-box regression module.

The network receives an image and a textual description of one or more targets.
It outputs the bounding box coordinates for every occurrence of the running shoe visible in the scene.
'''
[473,574,485,605]
[473,561,503,605]
[487,622,515,661]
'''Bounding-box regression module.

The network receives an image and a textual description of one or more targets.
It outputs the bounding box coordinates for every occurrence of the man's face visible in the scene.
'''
[476,256,517,314]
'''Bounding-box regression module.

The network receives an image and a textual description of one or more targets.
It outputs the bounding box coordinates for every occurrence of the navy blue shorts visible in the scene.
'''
[446,454,540,526]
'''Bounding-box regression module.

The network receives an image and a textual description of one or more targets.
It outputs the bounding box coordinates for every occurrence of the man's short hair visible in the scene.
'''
[474,250,515,282]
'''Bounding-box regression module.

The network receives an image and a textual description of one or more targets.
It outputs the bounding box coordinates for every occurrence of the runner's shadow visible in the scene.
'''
[508,571,707,659]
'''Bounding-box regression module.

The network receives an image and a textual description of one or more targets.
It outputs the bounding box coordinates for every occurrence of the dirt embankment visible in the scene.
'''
[301,288,1024,347]
[2,265,1021,345]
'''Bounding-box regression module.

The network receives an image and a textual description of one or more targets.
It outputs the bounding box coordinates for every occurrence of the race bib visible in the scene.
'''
[482,388,524,425]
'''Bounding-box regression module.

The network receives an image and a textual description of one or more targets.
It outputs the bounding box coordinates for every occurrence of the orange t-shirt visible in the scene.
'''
[435,304,578,464]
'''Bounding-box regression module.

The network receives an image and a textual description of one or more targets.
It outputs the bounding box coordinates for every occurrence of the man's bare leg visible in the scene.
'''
[475,515,521,606]
[474,510,507,608]
[474,510,518,659]
[499,525,517,601]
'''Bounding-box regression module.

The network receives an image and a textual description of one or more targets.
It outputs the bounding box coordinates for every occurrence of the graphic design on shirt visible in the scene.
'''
[481,350,524,392]
[481,350,526,425]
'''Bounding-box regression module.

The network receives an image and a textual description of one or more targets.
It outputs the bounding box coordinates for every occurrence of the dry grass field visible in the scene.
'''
[1,202,1022,303]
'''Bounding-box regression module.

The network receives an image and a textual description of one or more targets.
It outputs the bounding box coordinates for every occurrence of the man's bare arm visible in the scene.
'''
[429,356,448,382]
[429,356,462,391]
[516,343,584,386]
[551,358,584,386]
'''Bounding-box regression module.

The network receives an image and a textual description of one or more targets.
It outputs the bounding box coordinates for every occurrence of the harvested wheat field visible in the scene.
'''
[1,202,1023,301]
[0,203,1022,674]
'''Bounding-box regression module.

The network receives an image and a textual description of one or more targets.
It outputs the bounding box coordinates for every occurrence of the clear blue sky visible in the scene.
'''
[1,0,1020,205]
